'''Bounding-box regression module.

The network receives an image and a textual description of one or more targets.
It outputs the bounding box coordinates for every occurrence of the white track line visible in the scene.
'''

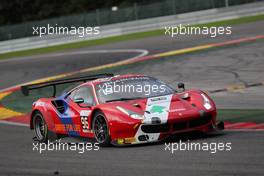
[0,49,149,92]
[0,120,29,127]
[0,49,149,63]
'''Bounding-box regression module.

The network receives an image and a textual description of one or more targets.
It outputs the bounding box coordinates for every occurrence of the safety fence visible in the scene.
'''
[0,1,263,54]
[0,0,263,41]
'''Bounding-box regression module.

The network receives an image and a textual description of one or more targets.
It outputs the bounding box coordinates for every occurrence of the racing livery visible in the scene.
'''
[21,74,224,146]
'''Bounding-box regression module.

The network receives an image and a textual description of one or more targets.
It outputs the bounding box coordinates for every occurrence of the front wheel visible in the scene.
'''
[92,111,111,147]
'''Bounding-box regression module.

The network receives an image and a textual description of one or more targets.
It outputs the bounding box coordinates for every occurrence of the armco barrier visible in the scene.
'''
[0,1,263,54]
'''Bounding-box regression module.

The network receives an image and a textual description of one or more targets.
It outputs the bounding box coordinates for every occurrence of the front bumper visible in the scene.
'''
[111,112,223,146]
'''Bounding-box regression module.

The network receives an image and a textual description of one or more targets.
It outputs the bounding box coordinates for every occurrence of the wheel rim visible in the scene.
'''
[34,115,46,141]
[93,115,108,143]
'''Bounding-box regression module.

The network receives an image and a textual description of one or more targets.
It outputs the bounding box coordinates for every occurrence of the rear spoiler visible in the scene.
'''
[21,73,114,97]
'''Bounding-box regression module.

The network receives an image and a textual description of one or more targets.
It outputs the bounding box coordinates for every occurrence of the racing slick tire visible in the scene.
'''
[92,111,111,147]
[33,111,58,143]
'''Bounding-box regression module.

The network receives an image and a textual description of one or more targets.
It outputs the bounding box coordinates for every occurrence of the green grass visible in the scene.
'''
[1,83,79,113]
[217,109,264,123]
[0,14,263,60]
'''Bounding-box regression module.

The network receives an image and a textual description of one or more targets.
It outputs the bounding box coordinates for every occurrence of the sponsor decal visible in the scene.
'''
[64,124,79,132]
[34,102,46,107]
[55,124,81,132]
[168,108,186,112]
[150,97,167,102]
[80,110,91,117]
[133,95,173,143]
[150,105,166,114]
[144,94,172,124]
[80,110,91,132]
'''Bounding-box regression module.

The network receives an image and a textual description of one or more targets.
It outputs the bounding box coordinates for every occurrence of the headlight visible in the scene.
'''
[130,114,144,119]
[201,93,212,110]
[116,106,144,120]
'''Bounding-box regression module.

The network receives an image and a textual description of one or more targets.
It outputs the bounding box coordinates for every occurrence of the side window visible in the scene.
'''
[70,86,95,105]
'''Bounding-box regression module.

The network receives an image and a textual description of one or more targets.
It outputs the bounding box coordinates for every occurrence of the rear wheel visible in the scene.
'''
[33,112,57,143]
[92,111,111,146]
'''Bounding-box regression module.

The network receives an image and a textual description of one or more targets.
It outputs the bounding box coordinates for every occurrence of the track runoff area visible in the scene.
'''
[0,35,264,131]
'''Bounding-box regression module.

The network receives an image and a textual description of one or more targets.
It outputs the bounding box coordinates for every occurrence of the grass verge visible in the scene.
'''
[0,14,263,60]
[217,109,264,123]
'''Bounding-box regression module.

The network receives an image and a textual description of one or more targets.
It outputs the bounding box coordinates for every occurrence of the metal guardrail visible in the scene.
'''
[0,1,263,54]
[1,0,263,41]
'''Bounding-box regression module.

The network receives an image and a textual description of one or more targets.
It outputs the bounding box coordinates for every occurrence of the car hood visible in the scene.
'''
[108,94,198,124]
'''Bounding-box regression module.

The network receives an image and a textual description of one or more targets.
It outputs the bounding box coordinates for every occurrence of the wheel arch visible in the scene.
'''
[90,108,104,129]
[30,108,54,131]
[30,109,41,129]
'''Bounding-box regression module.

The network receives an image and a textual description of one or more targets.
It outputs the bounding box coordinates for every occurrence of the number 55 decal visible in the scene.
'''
[80,110,91,133]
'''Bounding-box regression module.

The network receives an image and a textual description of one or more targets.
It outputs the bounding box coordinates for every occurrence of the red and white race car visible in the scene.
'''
[22,74,224,146]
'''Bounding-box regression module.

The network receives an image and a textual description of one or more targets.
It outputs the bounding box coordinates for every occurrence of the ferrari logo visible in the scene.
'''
[150,105,165,114]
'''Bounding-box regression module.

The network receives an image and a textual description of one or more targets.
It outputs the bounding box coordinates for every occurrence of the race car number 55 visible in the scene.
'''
[80,110,91,133]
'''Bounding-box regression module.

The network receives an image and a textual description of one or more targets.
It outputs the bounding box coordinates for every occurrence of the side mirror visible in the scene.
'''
[74,97,84,104]
[178,82,185,91]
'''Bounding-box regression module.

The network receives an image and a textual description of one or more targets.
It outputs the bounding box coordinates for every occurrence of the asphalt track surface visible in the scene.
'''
[0,21,264,176]
[115,39,264,109]
[1,20,264,90]
[0,124,264,176]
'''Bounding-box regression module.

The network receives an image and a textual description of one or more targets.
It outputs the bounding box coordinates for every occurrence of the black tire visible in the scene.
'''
[92,111,111,147]
[33,112,57,143]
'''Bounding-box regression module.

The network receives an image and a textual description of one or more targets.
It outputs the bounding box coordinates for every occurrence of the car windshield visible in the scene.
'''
[95,76,174,103]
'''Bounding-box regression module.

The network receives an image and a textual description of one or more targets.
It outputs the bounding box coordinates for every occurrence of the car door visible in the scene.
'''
[66,85,95,137]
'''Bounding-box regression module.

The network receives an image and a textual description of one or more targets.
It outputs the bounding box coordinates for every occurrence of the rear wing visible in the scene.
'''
[21,73,114,97]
